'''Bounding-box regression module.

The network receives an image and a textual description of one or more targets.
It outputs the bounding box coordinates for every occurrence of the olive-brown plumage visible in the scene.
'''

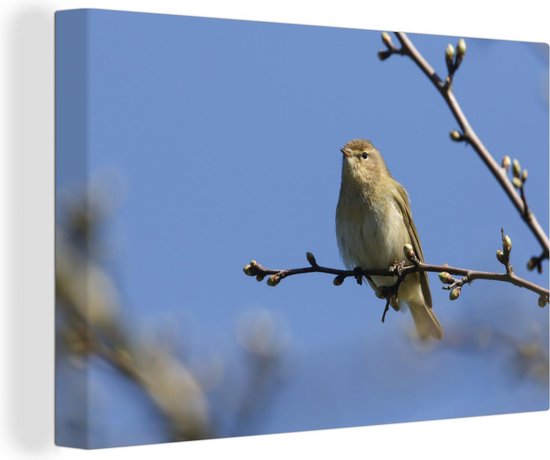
[336,139,443,340]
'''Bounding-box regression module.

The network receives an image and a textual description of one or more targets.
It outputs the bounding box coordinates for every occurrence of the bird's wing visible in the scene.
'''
[392,182,433,309]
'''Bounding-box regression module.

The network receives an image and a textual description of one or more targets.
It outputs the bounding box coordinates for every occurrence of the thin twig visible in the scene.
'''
[244,252,549,300]
[519,184,530,219]
[388,32,549,260]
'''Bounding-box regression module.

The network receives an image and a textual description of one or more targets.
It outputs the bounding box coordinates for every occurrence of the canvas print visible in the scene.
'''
[55,9,549,449]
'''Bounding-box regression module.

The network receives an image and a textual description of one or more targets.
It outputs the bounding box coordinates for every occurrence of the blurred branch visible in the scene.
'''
[378,32,549,266]
[57,188,288,443]
[244,230,549,310]
[232,310,286,435]
[57,194,211,442]
[57,248,211,442]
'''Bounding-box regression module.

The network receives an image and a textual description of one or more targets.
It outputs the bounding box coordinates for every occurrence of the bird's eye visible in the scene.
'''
[361,152,369,159]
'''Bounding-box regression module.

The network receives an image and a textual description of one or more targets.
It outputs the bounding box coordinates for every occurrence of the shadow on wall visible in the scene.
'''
[4,5,54,452]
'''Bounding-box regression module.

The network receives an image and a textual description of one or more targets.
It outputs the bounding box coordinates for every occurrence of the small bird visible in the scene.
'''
[336,139,443,340]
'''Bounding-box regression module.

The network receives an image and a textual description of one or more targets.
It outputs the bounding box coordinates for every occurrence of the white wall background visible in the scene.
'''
[0,1,548,459]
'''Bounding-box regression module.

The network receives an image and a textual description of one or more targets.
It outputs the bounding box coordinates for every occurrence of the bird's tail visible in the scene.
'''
[408,302,443,341]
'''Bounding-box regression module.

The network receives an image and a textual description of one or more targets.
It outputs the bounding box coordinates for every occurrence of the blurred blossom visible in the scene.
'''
[131,344,211,440]
[56,187,212,442]
[56,187,292,446]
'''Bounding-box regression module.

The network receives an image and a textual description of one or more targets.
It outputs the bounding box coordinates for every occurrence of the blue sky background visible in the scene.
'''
[56,9,548,448]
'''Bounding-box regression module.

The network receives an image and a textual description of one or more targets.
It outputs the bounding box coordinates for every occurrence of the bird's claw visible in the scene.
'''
[353,266,363,285]
[389,259,407,277]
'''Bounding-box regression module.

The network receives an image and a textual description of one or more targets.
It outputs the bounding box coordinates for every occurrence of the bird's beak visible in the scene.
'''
[340,147,350,158]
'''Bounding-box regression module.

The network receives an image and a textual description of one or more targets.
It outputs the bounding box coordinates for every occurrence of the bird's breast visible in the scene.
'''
[336,193,408,271]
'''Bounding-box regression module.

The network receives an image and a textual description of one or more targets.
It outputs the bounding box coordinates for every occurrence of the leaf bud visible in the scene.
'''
[333,275,345,286]
[306,252,317,266]
[512,159,521,179]
[381,32,393,49]
[449,286,461,301]
[450,130,462,141]
[454,39,466,69]
[512,177,522,189]
[496,249,506,265]
[445,43,455,60]
[521,169,528,183]
[502,234,512,254]
[501,155,511,170]
[538,295,548,308]
[438,272,455,284]
[243,264,255,276]
[445,43,455,73]
[456,38,467,57]
[377,50,392,61]
[526,257,536,271]
[255,274,265,282]
[267,275,280,287]
[403,243,416,261]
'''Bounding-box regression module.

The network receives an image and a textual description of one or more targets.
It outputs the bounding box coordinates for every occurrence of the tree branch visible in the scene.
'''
[380,32,549,264]
[244,248,549,306]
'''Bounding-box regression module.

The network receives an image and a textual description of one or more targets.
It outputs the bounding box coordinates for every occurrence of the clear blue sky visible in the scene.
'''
[56,9,548,448]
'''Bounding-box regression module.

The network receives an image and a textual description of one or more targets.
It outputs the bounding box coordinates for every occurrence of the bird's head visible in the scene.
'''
[340,138,390,186]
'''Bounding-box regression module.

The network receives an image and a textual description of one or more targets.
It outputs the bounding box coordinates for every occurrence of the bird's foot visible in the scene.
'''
[379,279,403,323]
[389,259,407,277]
[353,266,363,285]
[381,297,392,323]
[377,285,400,307]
